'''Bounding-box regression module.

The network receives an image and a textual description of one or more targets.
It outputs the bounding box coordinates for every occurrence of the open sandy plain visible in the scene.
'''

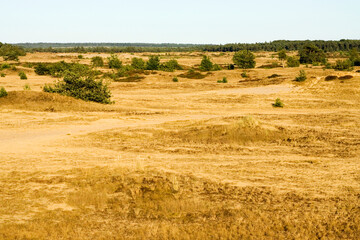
[0,52,359,239]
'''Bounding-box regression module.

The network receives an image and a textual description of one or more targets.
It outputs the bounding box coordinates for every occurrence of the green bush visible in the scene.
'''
[272,98,284,108]
[232,50,256,69]
[333,59,354,71]
[200,55,213,71]
[217,77,228,83]
[0,63,10,70]
[78,55,84,59]
[43,71,112,104]
[241,72,248,78]
[212,64,222,71]
[146,56,160,70]
[91,56,104,67]
[278,49,287,61]
[172,77,179,82]
[19,71,27,80]
[178,69,207,79]
[0,44,26,61]
[160,59,182,72]
[34,61,94,77]
[228,64,235,70]
[131,57,146,70]
[0,87,7,97]
[108,54,122,69]
[299,44,326,64]
[295,70,307,82]
[0,73,5,77]
[286,56,300,67]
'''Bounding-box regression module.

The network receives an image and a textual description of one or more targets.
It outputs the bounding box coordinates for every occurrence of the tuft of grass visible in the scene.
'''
[217,77,228,83]
[0,73,5,77]
[295,70,306,82]
[23,84,31,91]
[241,72,248,78]
[272,98,284,108]
[172,77,179,82]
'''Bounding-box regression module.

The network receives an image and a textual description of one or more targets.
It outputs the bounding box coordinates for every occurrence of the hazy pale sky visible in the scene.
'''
[1,0,359,44]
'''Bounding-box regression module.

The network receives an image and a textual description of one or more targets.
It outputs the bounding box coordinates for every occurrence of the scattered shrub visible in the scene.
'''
[108,54,122,69]
[258,62,281,69]
[286,56,300,67]
[333,59,353,71]
[160,59,182,72]
[325,75,338,81]
[131,57,146,70]
[241,72,248,78]
[272,98,284,108]
[19,71,27,80]
[200,55,213,71]
[43,71,112,104]
[0,73,5,77]
[23,84,31,90]
[0,87,7,97]
[232,50,256,69]
[268,74,281,78]
[114,75,144,82]
[212,64,222,71]
[78,55,84,59]
[295,70,306,82]
[278,49,287,61]
[338,75,353,80]
[34,61,94,77]
[0,44,26,61]
[91,56,104,67]
[172,77,179,82]
[0,63,10,70]
[228,64,235,70]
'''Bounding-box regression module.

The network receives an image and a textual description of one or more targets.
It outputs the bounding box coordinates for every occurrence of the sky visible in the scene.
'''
[1,0,359,44]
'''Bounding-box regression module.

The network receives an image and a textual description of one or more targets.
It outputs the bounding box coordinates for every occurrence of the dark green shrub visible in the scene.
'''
[178,69,207,79]
[200,55,213,71]
[228,64,235,70]
[43,71,112,104]
[325,75,338,81]
[232,50,256,69]
[78,55,84,59]
[0,73,5,77]
[34,63,51,75]
[19,71,27,80]
[299,44,326,64]
[0,87,7,97]
[295,70,306,82]
[278,49,287,61]
[131,57,146,70]
[217,77,228,83]
[212,64,222,71]
[272,98,284,108]
[91,56,104,67]
[333,59,353,71]
[34,61,93,77]
[146,56,160,70]
[286,56,300,67]
[0,63,10,70]
[108,54,122,69]
[0,44,26,61]
[172,77,179,82]
[339,75,353,80]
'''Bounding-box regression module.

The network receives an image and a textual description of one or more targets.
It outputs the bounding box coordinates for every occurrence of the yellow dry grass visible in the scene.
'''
[0,52,359,239]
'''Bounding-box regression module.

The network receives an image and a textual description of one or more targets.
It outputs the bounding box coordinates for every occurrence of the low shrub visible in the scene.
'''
[23,84,31,90]
[0,73,5,77]
[78,55,84,59]
[338,75,353,80]
[0,87,7,97]
[228,64,235,70]
[172,77,179,82]
[272,98,284,108]
[212,64,222,71]
[159,59,182,72]
[91,56,104,67]
[19,71,27,80]
[108,54,122,69]
[217,77,228,83]
[268,74,281,78]
[113,75,144,82]
[0,63,10,70]
[258,62,280,69]
[295,70,306,82]
[146,56,160,70]
[34,61,94,78]
[131,57,146,70]
[200,55,213,71]
[178,69,207,79]
[286,56,300,67]
[241,72,248,78]
[333,59,353,71]
[43,71,112,104]
[325,75,338,81]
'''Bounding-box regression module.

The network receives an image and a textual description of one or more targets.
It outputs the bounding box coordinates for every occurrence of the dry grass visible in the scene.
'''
[0,52,359,239]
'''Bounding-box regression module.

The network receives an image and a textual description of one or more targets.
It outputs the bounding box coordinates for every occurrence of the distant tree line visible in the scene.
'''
[0,42,26,60]
[14,40,360,53]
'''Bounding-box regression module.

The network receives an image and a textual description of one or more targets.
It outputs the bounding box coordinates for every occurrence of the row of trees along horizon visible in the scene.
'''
[10,40,360,53]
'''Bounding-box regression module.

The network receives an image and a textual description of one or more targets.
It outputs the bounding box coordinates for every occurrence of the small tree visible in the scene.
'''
[131,57,146,69]
[108,54,122,69]
[200,55,213,71]
[278,49,287,68]
[160,59,182,72]
[232,50,256,69]
[295,70,307,82]
[299,44,326,64]
[146,56,160,70]
[91,56,104,67]
[286,56,300,67]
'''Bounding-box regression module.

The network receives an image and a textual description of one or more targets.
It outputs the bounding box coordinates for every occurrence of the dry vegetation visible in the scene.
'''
[0,52,359,239]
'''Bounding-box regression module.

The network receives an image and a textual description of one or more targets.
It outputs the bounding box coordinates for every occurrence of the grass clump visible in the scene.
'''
[268,74,281,78]
[0,73,5,77]
[178,69,207,79]
[295,70,307,82]
[0,87,8,97]
[172,77,179,82]
[272,98,284,108]
[43,71,112,104]
[241,72,248,78]
[23,84,31,91]
[18,71,27,80]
